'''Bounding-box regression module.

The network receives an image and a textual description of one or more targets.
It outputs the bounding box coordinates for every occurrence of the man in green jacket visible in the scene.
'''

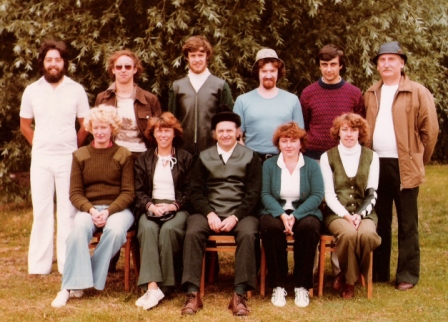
[180,108,261,316]
[364,41,439,290]
[168,35,234,156]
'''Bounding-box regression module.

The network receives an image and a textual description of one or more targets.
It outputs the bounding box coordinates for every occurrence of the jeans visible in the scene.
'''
[61,205,134,290]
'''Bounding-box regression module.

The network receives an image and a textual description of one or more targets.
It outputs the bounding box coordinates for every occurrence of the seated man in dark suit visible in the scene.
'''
[180,107,262,316]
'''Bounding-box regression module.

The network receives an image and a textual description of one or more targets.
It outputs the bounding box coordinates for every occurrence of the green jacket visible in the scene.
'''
[261,154,324,221]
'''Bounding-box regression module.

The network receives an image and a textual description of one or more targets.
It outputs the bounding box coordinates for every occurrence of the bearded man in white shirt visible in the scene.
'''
[20,39,90,275]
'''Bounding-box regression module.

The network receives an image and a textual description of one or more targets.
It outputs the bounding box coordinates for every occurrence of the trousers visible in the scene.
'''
[61,206,134,290]
[28,153,76,274]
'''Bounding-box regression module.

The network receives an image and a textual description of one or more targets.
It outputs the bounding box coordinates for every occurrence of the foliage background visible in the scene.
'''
[1,0,447,202]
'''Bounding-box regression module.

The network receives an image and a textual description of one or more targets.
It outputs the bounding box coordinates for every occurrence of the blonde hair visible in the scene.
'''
[83,105,122,135]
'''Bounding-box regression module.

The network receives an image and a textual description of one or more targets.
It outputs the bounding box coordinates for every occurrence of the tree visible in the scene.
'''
[1,0,447,202]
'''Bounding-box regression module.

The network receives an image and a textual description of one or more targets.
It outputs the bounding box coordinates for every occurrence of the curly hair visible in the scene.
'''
[144,112,184,148]
[182,35,213,61]
[83,105,122,136]
[37,39,69,75]
[252,58,286,81]
[330,113,371,146]
[107,50,143,82]
[272,122,308,153]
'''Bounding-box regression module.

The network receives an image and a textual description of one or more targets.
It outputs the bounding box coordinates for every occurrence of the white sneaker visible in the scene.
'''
[271,287,287,307]
[135,288,165,310]
[294,287,310,307]
[69,290,84,298]
[51,290,70,308]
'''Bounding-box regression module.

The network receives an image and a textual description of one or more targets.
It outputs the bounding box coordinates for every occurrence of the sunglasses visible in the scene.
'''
[115,65,133,70]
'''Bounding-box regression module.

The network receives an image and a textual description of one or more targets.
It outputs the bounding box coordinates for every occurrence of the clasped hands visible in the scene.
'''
[90,208,109,228]
[280,213,296,235]
[207,212,238,233]
[148,203,176,217]
[344,213,362,230]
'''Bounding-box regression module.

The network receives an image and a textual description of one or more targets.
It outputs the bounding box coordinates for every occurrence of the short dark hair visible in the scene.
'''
[37,39,69,75]
[107,50,143,82]
[145,112,184,148]
[317,44,345,69]
[182,35,213,61]
[272,122,308,153]
[252,58,286,81]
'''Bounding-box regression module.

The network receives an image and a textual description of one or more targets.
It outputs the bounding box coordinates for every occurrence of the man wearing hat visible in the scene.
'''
[234,48,304,161]
[169,35,234,156]
[180,107,262,316]
[365,41,438,290]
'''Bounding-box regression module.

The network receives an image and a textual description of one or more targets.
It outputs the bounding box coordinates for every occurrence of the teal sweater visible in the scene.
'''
[261,154,324,221]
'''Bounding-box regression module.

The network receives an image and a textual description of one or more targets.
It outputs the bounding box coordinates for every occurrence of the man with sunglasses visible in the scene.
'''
[168,35,234,156]
[95,50,162,154]
[95,50,162,271]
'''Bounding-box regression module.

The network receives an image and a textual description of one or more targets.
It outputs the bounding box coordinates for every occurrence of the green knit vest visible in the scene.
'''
[324,146,377,227]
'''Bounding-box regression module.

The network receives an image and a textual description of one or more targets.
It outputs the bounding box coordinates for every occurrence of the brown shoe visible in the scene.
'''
[333,272,346,291]
[396,282,414,291]
[342,284,355,299]
[181,292,203,315]
[228,292,249,316]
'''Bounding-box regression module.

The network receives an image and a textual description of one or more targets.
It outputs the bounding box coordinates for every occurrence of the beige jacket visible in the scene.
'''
[364,75,439,189]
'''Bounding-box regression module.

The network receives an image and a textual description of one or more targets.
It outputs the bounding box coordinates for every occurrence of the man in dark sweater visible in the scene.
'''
[300,44,365,160]
[180,108,261,317]
[300,44,365,291]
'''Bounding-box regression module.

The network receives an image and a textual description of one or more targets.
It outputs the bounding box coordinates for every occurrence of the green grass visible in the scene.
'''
[0,165,447,321]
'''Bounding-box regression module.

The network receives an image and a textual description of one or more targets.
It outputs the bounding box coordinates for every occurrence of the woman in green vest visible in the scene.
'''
[320,113,381,299]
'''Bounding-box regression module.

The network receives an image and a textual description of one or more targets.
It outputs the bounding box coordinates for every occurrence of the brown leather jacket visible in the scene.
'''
[364,75,439,189]
[95,83,162,148]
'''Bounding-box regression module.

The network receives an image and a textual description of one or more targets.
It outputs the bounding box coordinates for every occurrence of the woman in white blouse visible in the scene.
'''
[260,122,324,308]
[320,113,381,299]
[133,112,193,310]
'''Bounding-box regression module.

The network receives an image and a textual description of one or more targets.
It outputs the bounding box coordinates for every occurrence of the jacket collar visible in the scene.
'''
[367,75,412,93]
[102,82,149,104]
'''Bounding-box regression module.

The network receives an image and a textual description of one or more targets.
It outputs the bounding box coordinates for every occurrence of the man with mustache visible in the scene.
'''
[364,41,439,290]
[20,39,90,275]
[169,35,234,156]
[234,49,304,162]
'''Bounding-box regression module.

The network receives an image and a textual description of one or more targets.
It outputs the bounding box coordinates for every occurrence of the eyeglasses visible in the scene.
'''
[114,65,133,70]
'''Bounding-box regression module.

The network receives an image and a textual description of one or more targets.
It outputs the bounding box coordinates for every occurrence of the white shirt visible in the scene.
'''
[115,95,147,152]
[152,156,176,200]
[277,152,304,210]
[320,143,379,217]
[20,76,90,155]
[373,84,399,158]
[188,68,211,92]
[217,142,237,164]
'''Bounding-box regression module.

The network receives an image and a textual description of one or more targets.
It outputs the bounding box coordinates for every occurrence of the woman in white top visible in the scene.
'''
[260,122,324,308]
[320,113,381,299]
[133,112,193,310]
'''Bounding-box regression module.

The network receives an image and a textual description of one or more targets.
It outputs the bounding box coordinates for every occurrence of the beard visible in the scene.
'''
[262,78,276,90]
[43,67,65,83]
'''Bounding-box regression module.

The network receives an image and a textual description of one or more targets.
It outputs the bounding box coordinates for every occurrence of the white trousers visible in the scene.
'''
[28,153,76,274]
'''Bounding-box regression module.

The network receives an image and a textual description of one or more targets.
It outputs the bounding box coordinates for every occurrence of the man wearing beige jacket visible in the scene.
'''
[364,41,439,291]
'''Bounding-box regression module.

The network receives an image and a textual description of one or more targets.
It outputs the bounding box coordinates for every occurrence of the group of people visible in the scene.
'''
[20,36,439,316]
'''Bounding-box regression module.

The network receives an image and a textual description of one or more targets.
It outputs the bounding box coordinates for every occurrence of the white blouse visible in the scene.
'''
[277,152,305,210]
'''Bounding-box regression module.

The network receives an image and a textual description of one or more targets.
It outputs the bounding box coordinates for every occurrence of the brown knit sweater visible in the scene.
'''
[69,142,135,215]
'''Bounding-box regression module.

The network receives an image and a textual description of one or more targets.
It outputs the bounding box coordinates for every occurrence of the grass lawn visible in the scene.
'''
[0,165,447,322]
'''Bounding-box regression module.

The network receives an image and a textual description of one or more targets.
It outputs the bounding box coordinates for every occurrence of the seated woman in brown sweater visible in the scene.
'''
[51,105,135,308]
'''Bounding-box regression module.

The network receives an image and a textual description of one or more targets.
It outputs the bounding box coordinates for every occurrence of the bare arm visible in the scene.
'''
[20,117,34,145]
